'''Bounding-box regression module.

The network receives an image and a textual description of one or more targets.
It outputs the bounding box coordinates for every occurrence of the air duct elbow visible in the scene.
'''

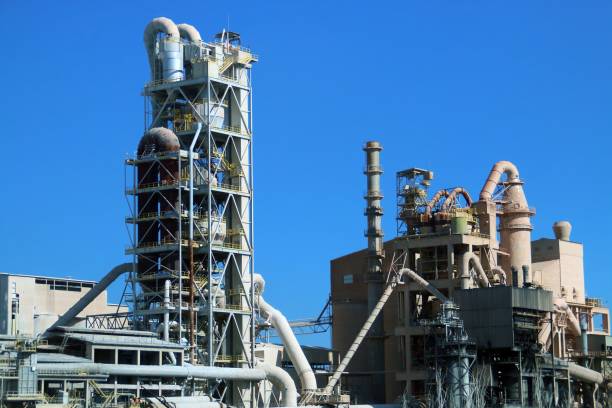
[425,189,448,216]
[442,187,473,211]
[253,274,317,392]
[144,17,183,81]
[258,363,298,407]
[177,23,202,43]
[479,160,520,201]
[460,252,490,289]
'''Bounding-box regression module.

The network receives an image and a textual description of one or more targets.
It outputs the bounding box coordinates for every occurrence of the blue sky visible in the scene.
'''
[1,1,611,346]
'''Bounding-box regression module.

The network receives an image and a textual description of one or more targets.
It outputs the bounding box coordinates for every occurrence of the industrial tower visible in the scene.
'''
[125,18,258,403]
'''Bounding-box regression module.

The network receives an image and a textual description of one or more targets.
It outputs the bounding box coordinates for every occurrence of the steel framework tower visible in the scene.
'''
[125,21,258,404]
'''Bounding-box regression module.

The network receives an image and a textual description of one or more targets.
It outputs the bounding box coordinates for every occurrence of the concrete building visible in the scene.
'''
[331,151,612,406]
[0,273,126,336]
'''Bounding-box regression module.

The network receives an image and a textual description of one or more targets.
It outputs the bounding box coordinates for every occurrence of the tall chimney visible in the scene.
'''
[364,141,384,275]
[363,141,385,399]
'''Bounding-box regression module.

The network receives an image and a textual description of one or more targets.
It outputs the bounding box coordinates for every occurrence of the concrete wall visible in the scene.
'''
[330,240,403,403]
[532,238,585,304]
[0,273,127,336]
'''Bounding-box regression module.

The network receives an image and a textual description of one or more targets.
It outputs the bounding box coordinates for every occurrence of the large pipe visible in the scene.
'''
[323,268,448,396]
[568,362,604,385]
[459,252,490,289]
[144,17,183,81]
[441,187,472,211]
[188,122,202,364]
[163,280,171,342]
[253,274,316,391]
[43,263,132,336]
[177,23,202,43]
[491,266,507,285]
[479,161,533,287]
[36,362,266,381]
[425,189,448,216]
[258,362,298,407]
[555,298,581,336]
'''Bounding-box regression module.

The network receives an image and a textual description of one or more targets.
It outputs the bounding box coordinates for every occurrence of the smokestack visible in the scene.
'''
[364,141,384,275]
[363,141,385,397]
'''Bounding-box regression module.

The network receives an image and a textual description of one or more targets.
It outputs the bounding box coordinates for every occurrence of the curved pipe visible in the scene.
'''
[425,189,448,216]
[177,23,202,43]
[253,274,317,391]
[460,252,490,289]
[539,298,582,351]
[144,17,180,77]
[568,362,604,385]
[555,298,581,336]
[491,266,507,285]
[258,362,298,407]
[479,161,520,202]
[442,187,473,211]
[43,263,132,337]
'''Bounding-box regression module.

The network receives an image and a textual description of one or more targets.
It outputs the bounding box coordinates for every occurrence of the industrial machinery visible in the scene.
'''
[0,15,609,408]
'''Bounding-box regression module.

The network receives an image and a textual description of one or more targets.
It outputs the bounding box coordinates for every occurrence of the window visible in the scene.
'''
[343,274,353,284]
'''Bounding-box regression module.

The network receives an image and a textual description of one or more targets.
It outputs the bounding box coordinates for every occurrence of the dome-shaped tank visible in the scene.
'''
[553,221,572,241]
[137,127,180,155]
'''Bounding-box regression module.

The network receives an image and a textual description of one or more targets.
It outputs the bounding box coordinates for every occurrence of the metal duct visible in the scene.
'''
[442,187,473,211]
[425,189,448,216]
[568,362,604,385]
[555,298,581,336]
[144,17,183,81]
[253,274,316,391]
[258,362,298,407]
[36,362,266,381]
[491,266,507,285]
[323,268,448,396]
[479,161,533,287]
[43,263,132,336]
[177,23,202,43]
[459,252,490,289]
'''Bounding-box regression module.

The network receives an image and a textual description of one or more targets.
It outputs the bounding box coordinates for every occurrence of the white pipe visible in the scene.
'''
[177,23,202,43]
[164,279,171,342]
[460,252,490,289]
[253,274,317,391]
[144,17,182,79]
[555,298,581,336]
[323,268,448,396]
[43,263,132,336]
[568,362,604,384]
[36,362,266,381]
[258,362,298,407]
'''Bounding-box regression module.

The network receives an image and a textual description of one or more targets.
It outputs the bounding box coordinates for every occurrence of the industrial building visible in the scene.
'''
[0,273,126,336]
[0,15,608,408]
[331,146,612,406]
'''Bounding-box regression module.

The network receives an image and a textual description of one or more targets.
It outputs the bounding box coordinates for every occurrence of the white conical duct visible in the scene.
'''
[144,17,183,81]
[479,161,534,287]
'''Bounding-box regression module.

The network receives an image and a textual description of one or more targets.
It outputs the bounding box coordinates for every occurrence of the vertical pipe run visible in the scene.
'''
[164,280,171,342]
[189,122,203,364]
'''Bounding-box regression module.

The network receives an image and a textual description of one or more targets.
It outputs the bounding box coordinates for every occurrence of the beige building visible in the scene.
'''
[0,273,127,336]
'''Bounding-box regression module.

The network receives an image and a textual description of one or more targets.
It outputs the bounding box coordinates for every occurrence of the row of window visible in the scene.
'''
[34,278,94,292]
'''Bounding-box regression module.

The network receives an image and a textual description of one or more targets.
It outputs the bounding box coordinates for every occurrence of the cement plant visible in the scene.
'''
[0,17,609,408]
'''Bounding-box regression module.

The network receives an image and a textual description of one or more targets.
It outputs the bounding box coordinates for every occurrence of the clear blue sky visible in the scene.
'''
[1,1,611,346]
